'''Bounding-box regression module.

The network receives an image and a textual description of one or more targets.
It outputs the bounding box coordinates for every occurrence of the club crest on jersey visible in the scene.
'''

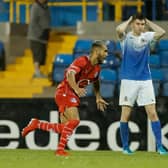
[141,38,147,43]
[71,97,77,103]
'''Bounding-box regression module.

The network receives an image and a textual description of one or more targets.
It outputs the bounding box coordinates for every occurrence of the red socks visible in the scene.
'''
[38,121,64,134]
[57,120,80,151]
[36,119,80,152]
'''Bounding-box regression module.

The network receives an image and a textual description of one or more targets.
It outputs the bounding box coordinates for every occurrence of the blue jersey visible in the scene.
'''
[120,31,155,80]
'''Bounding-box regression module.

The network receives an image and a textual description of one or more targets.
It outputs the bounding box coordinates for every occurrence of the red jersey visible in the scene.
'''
[58,56,101,90]
[55,56,101,113]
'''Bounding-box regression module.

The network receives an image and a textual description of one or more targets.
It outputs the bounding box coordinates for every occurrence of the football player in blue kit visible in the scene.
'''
[116,12,167,155]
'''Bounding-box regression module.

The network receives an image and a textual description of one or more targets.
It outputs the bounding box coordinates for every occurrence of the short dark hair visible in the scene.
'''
[132,12,146,21]
[91,40,106,48]
[91,40,107,53]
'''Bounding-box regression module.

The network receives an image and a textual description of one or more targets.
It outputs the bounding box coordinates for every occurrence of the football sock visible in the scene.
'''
[151,120,162,148]
[38,121,64,134]
[120,122,129,150]
[57,119,80,151]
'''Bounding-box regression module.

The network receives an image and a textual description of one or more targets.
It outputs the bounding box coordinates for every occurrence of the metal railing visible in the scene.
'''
[4,0,103,24]
[107,0,144,21]
[3,0,144,23]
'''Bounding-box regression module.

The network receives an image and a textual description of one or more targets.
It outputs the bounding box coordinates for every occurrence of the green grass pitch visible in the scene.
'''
[0,149,167,168]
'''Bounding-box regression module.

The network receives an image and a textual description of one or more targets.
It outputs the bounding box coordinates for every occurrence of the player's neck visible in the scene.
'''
[131,31,141,36]
[89,55,97,65]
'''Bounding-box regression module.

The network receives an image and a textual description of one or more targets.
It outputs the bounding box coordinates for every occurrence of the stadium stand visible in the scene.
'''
[151,69,164,96]
[73,39,92,59]
[85,84,94,97]
[99,68,117,98]
[0,49,51,98]
[161,68,168,96]
[160,51,168,67]
[158,39,168,51]
[52,54,73,83]
[0,33,78,98]
[101,54,120,70]
[149,54,160,68]
[0,0,168,98]
[157,39,168,67]
[107,40,116,54]
[162,82,168,96]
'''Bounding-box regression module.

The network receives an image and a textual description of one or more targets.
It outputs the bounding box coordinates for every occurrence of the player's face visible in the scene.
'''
[97,45,108,64]
[131,19,146,35]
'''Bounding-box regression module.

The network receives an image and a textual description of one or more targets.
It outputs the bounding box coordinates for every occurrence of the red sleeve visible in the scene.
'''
[67,56,88,74]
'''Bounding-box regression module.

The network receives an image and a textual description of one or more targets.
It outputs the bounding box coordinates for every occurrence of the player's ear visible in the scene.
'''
[95,49,99,55]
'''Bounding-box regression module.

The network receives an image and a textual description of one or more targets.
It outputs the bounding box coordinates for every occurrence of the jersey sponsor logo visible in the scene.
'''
[77,79,90,88]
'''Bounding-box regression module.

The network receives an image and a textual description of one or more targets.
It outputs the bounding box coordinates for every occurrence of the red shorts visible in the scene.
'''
[55,86,80,113]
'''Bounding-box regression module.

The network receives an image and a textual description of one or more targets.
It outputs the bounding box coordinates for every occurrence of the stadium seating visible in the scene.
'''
[73,39,92,52]
[149,54,160,68]
[0,49,52,98]
[107,40,116,54]
[161,68,168,82]
[161,68,168,96]
[151,69,164,96]
[158,39,168,51]
[54,54,73,66]
[0,34,78,98]
[115,41,122,51]
[162,82,168,96]
[52,54,73,83]
[73,39,92,59]
[157,39,168,68]
[160,51,168,67]
[99,68,117,98]
[101,54,120,69]
[86,84,94,97]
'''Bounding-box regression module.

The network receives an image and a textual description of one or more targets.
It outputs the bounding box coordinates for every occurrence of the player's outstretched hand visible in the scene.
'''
[96,98,109,112]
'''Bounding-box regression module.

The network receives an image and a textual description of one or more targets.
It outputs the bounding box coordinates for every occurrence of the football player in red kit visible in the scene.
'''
[22,40,109,156]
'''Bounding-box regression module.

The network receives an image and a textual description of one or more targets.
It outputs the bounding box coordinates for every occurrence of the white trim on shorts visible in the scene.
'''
[119,79,156,107]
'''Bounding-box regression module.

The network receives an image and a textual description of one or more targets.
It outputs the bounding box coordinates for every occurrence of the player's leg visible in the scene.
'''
[138,80,167,155]
[30,40,46,78]
[56,107,80,156]
[120,106,133,154]
[34,88,66,134]
[21,118,65,137]
[22,89,66,137]
[21,118,39,137]
[119,80,137,154]
[145,104,167,155]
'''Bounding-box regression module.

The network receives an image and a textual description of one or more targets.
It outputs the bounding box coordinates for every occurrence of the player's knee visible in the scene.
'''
[71,119,80,127]
[148,112,158,121]
[120,112,131,121]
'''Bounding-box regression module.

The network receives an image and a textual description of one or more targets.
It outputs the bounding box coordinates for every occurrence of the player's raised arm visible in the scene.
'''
[116,16,132,40]
[146,19,166,41]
